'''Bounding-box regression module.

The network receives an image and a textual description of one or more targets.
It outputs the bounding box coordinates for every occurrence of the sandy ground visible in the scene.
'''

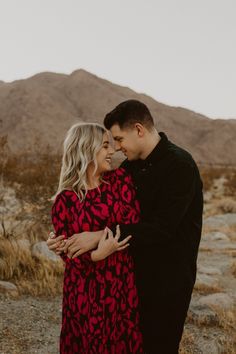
[0,295,62,354]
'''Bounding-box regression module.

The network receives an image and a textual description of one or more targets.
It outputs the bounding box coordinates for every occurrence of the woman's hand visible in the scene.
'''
[47,232,65,255]
[91,225,132,262]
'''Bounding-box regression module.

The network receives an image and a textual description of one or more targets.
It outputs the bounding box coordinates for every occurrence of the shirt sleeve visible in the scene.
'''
[119,161,198,246]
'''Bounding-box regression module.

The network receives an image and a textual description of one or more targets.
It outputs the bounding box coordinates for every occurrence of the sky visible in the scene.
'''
[0,0,235,119]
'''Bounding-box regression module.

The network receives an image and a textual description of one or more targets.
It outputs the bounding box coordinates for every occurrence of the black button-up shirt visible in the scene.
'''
[120,132,203,296]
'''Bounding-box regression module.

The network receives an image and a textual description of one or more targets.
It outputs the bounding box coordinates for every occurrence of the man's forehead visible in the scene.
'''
[110,124,127,137]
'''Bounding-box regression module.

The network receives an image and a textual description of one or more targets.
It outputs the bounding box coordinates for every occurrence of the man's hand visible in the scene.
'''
[63,230,104,259]
[91,226,132,262]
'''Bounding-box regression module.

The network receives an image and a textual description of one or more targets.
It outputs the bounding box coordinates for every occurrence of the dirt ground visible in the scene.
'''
[0,295,62,354]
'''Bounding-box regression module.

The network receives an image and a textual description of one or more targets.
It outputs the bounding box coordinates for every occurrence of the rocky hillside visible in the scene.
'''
[0,69,236,165]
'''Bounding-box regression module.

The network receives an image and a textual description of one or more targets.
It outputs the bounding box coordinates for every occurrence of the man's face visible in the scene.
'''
[110,124,141,161]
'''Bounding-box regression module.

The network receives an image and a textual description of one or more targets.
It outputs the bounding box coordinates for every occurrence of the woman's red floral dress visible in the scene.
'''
[51,168,144,354]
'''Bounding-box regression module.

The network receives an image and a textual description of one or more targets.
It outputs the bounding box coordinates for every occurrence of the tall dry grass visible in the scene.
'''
[0,237,64,296]
[0,136,64,296]
[199,165,236,196]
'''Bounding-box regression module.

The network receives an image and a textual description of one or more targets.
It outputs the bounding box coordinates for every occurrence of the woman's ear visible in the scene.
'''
[135,123,145,137]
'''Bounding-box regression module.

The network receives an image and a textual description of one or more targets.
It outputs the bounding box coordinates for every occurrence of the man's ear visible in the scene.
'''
[135,123,145,137]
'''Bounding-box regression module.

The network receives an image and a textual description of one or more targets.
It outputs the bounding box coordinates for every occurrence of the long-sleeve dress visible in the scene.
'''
[51,167,144,354]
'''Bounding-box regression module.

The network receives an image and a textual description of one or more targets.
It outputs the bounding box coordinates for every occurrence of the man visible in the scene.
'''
[48,100,203,353]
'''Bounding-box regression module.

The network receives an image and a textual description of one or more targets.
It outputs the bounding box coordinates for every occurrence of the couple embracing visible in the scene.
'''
[48,99,203,354]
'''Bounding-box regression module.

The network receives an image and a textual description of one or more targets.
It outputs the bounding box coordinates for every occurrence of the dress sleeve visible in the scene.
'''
[115,168,140,225]
[51,192,74,262]
[51,192,73,238]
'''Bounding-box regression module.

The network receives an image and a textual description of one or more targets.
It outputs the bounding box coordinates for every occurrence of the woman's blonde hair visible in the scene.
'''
[54,122,106,200]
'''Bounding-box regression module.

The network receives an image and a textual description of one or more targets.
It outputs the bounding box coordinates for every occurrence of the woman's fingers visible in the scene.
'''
[117,243,130,251]
[100,228,108,242]
[47,235,64,246]
[48,239,64,250]
[67,245,81,258]
[71,249,83,258]
[107,227,113,239]
[114,225,121,241]
[117,235,132,247]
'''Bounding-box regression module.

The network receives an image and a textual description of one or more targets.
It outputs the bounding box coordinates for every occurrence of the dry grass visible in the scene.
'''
[0,237,64,296]
[218,337,236,354]
[210,307,236,352]
[193,283,222,295]
[199,166,236,196]
[231,261,236,277]
[179,329,196,354]
[213,308,235,330]
[214,198,236,214]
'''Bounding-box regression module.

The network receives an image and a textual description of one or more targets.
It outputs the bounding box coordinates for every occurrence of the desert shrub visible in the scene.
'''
[215,198,236,214]
[199,165,236,196]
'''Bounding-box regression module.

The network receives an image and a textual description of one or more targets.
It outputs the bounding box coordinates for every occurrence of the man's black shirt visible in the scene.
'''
[119,132,203,298]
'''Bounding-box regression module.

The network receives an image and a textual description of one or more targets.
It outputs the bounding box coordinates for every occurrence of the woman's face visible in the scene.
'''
[96,132,115,173]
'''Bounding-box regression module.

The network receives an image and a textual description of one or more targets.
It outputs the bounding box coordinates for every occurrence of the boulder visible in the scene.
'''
[203,232,229,242]
[188,303,218,326]
[204,213,236,229]
[0,281,19,297]
[195,273,219,288]
[198,293,234,311]
[32,241,60,262]
[197,265,222,276]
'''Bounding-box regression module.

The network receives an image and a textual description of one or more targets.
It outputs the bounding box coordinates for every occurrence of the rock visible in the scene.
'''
[204,213,236,229]
[188,303,219,326]
[32,241,60,262]
[195,337,220,354]
[0,281,19,297]
[200,239,236,252]
[16,238,31,251]
[197,265,222,276]
[195,273,219,288]
[203,232,230,242]
[204,191,212,203]
[198,293,234,311]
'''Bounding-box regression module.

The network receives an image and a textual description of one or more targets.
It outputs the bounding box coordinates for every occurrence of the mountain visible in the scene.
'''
[0,69,236,165]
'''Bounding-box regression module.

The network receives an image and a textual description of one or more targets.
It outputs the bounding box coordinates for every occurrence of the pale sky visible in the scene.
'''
[0,0,235,119]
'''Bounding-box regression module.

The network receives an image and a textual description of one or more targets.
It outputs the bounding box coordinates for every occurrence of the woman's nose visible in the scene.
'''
[109,146,115,154]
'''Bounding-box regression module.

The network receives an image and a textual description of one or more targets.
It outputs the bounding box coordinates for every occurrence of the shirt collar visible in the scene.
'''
[138,132,169,167]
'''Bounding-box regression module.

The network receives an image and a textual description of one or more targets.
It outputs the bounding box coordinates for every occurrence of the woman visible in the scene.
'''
[51,122,144,353]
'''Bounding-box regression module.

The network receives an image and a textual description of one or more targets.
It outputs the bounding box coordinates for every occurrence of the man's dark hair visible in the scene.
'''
[104,99,155,130]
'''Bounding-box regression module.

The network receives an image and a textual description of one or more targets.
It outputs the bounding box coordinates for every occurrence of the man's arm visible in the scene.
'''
[119,161,199,246]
